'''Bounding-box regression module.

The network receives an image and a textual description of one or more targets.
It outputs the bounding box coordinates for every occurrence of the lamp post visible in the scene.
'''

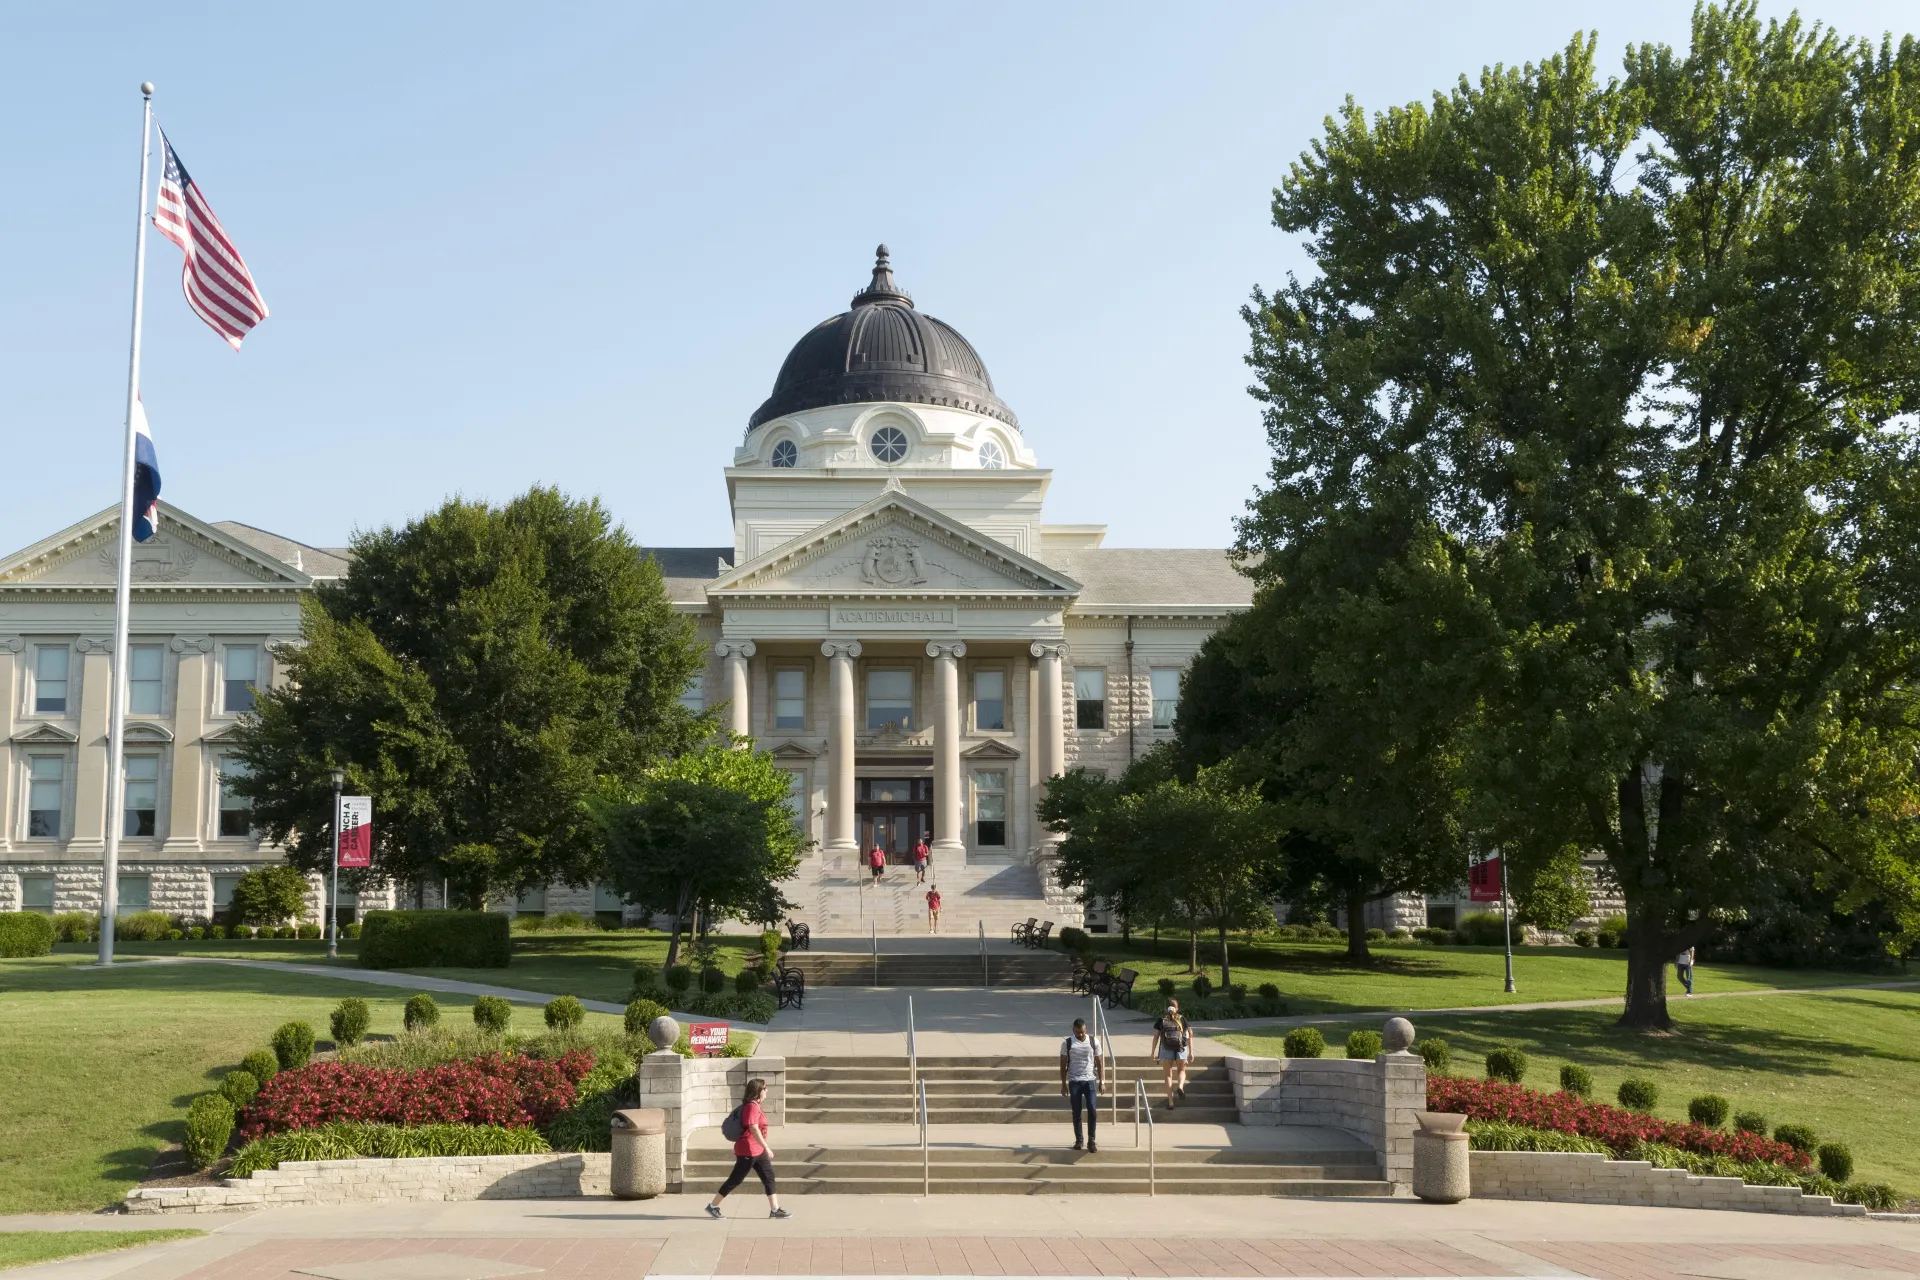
[1500,857,1517,995]
[327,768,346,959]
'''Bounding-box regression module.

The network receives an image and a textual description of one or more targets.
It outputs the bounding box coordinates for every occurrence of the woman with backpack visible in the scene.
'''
[706,1078,789,1219]
[1148,998,1190,1109]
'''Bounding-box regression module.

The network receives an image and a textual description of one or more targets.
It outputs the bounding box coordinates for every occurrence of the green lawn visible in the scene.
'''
[1076,934,1894,1014]
[0,1230,202,1271]
[0,955,625,1214]
[1220,987,1920,1193]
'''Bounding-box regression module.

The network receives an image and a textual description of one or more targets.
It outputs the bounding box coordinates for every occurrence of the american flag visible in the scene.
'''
[152,129,268,350]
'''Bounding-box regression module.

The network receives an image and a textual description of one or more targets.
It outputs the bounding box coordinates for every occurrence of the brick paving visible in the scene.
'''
[172,1237,662,1280]
[1512,1240,1920,1280]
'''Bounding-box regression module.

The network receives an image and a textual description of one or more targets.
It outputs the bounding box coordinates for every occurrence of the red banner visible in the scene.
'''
[337,796,373,869]
[1468,853,1503,903]
[689,1022,729,1056]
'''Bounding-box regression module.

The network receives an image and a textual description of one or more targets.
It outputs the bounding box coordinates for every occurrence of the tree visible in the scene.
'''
[228,865,309,927]
[1245,4,1920,1026]
[585,741,808,968]
[1510,848,1594,933]
[232,487,708,905]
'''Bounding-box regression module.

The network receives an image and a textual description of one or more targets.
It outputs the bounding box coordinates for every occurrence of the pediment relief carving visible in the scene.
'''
[0,507,309,590]
[734,521,1057,595]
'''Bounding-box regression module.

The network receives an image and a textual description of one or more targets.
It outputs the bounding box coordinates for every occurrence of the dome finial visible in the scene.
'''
[854,243,912,308]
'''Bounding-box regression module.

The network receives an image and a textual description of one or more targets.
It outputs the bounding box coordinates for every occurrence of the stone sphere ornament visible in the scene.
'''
[1382,1016,1416,1054]
[647,1015,680,1051]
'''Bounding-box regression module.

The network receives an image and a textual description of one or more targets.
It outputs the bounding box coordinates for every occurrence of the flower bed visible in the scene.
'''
[229,1122,552,1176]
[240,1050,593,1139]
[1428,1076,1812,1170]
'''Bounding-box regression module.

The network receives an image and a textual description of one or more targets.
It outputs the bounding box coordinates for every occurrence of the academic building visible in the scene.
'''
[1,248,1260,933]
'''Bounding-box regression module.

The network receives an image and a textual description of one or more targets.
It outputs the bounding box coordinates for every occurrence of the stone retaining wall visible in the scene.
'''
[1470,1150,1864,1216]
[637,1051,786,1189]
[1228,1052,1426,1188]
[126,1153,611,1214]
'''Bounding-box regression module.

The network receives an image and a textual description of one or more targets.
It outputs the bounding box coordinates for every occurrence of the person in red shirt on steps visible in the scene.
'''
[868,844,886,883]
[706,1078,788,1219]
[926,885,942,933]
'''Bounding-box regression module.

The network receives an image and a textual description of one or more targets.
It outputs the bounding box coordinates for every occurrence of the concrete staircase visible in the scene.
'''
[785,1056,1240,1125]
[801,856,1066,938]
[780,951,1072,988]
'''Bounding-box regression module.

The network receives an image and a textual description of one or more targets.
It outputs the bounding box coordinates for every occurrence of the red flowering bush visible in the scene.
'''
[1427,1076,1811,1170]
[240,1051,592,1140]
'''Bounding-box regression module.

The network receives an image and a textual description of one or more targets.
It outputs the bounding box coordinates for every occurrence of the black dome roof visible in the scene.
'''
[748,246,1018,433]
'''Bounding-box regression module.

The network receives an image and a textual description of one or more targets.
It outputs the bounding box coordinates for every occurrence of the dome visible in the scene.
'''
[748,246,1018,433]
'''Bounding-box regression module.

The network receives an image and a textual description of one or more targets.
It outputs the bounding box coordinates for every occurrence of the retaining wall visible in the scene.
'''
[1470,1150,1865,1216]
[1227,1052,1426,1187]
[126,1153,610,1214]
[637,1050,786,1189]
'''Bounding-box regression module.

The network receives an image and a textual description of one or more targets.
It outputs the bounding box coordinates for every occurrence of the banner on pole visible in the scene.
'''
[689,1022,728,1056]
[1468,852,1503,903]
[337,796,373,868]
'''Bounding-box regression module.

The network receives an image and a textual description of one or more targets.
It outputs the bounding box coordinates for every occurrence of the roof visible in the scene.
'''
[1049,548,1253,612]
[644,546,733,605]
[213,522,352,579]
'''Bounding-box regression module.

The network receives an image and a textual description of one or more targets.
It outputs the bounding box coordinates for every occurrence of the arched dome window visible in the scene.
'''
[771,439,798,468]
[978,439,1006,470]
[869,425,909,464]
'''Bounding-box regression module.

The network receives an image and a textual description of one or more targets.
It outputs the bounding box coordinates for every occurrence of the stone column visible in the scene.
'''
[821,640,862,855]
[69,641,115,856]
[927,641,967,863]
[0,641,18,849]
[714,640,756,743]
[1029,642,1068,850]
[164,639,212,856]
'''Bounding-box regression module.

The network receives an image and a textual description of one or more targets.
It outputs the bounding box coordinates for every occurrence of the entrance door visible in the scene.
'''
[857,778,933,862]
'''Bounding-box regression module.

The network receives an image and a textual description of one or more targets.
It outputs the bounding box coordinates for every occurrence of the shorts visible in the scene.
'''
[1156,1046,1188,1062]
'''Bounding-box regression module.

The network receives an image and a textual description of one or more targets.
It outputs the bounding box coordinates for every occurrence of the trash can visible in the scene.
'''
[610,1107,667,1200]
[1412,1111,1470,1203]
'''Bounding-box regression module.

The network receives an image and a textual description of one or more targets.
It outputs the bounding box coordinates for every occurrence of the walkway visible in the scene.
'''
[758,986,1157,1058]
[5,1196,1917,1279]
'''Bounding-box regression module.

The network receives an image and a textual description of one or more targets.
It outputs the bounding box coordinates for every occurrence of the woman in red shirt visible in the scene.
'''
[706,1078,788,1219]
[926,885,942,933]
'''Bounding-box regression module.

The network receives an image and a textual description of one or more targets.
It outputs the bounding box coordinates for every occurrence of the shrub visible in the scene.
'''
[1687,1094,1730,1128]
[1191,973,1214,998]
[1411,926,1451,944]
[330,999,371,1048]
[1734,1110,1769,1135]
[404,993,441,1032]
[1388,928,1412,941]
[472,995,513,1033]
[1257,982,1280,1000]
[296,923,322,940]
[359,910,510,969]
[207,924,227,940]
[343,922,362,940]
[625,998,669,1036]
[1596,914,1628,948]
[338,1024,514,1069]
[275,926,296,939]
[241,1050,279,1085]
[734,969,761,995]
[219,1068,260,1108]
[1156,977,1176,997]
[272,1021,316,1070]
[1059,926,1089,951]
[1559,1063,1593,1098]
[1572,930,1595,947]
[231,925,254,939]
[632,961,658,989]
[1228,983,1248,1002]
[547,911,593,931]
[0,912,55,957]
[1485,1046,1529,1084]
[1818,1142,1854,1182]
[1346,1030,1383,1060]
[758,930,782,971]
[1415,1037,1450,1075]
[115,911,172,941]
[1466,1120,1611,1154]
[183,1093,235,1169]
[1365,927,1386,943]
[544,995,586,1031]
[1616,1078,1659,1113]
[1458,912,1510,947]
[1282,1027,1324,1059]
[165,929,184,940]
[664,964,694,992]
[699,967,727,994]
[1773,1123,1817,1153]
[230,1122,552,1177]
[240,1051,594,1139]
[186,926,205,940]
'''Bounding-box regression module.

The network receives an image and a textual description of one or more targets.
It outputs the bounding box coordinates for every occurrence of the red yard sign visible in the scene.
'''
[1468,853,1503,903]
[689,1022,729,1056]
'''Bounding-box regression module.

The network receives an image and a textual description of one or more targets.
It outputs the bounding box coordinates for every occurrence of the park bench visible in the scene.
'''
[1010,918,1038,945]
[774,962,806,1011]
[785,919,811,951]
[1070,957,1109,995]
[1103,967,1138,1008]
[1025,920,1054,950]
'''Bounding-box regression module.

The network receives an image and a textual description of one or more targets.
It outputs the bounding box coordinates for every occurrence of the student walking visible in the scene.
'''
[913,837,931,884]
[926,885,942,934]
[1149,998,1190,1108]
[707,1078,789,1219]
[1059,1017,1102,1152]
[868,844,886,883]
[1675,946,1696,996]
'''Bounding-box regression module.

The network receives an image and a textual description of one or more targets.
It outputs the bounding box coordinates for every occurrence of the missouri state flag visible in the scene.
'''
[131,397,161,543]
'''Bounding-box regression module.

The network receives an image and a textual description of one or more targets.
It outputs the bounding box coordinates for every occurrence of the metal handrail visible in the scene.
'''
[872,919,878,986]
[1091,996,1118,1126]
[1135,1077,1155,1195]
[918,1078,930,1197]
[907,994,917,1096]
[978,919,988,987]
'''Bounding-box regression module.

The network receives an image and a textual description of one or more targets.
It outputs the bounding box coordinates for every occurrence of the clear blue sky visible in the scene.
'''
[3,1,1911,556]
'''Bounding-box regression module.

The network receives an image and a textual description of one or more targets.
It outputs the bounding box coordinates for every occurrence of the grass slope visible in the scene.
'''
[0,1230,202,1271]
[0,955,622,1214]
[1220,987,1920,1192]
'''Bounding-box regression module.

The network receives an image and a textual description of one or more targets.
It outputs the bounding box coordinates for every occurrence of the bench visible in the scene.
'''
[774,963,806,1011]
[1010,918,1038,945]
[1070,957,1109,996]
[785,920,811,952]
[1103,967,1138,1009]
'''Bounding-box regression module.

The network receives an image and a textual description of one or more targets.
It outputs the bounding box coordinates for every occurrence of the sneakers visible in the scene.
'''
[769,1207,791,1219]
[1072,1139,1084,1151]
[705,1204,723,1219]
[1088,1141,1099,1153]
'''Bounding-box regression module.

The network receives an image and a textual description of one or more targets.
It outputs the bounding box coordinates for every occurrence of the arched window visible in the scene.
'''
[771,439,798,468]
[869,425,908,463]
[978,439,1006,470]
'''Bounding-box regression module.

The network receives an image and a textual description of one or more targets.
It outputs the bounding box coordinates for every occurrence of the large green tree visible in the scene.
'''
[1245,4,1920,1027]
[232,487,708,904]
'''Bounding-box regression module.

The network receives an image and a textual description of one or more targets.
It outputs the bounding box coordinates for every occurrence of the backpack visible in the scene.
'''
[720,1106,745,1142]
[1158,1015,1185,1052]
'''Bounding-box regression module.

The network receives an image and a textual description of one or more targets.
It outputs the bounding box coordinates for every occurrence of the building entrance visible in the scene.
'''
[856,777,933,862]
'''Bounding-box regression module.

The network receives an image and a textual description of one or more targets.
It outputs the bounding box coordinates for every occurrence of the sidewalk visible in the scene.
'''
[758,987,1160,1058]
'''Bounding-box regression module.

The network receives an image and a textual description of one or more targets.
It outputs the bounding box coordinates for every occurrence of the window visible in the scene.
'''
[27,756,64,837]
[1150,668,1181,729]
[971,669,1006,732]
[782,769,808,832]
[123,756,159,837]
[213,873,243,911]
[117,874,150,916]
[869,425,908,463]
[219,757,253,837]
[774,668,806,730]
[593,884,626,912]
[34,645,69,714]
[128,644,165,714]
[978,439,1006,470]
[223,645,260,714]
[771,439,798,468]
[975,770,1007,847]
[20,874,53,914]
[678,672,705,713]
[515,886,547,917]
[1074,669,1106,730]
[866,669,914,731]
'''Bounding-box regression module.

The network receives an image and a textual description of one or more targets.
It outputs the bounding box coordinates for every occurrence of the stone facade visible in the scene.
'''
[1469,1150,1864,1217]
[125,1153,611,1214]
[1228,1051,1427,1189]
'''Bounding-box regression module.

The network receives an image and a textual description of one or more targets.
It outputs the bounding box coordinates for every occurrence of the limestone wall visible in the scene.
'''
[1228,1052,1426,1187]
[1470,1150,1864,1216]
[637,1051,787,1189]
[126,1153,611,1214]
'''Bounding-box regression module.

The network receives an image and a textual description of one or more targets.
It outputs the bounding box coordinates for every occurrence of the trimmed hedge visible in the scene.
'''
[1416,1037,1451,1075]
[183,1093,235,1169]
[1559,1063,1593,1098]
[0,911,55,957]
[1282,1027,1324,1059]
[330,999,371,1048]
[359,910,510,969]
[404,994,440,1032]
[273,1021,315,1071]
[1485,1046,1529,1083]
[473,995,513,1033]
[241,1050,279,1085]
[1688,1094,1730,1128]
[544,996,586,1031]
[220,1069,260,1108]
[1346,1030,1382,1060]
[1617,1078,1659,1113]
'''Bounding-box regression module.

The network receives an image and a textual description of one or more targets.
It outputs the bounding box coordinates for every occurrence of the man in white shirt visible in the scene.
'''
[1059,1017,1102,1152]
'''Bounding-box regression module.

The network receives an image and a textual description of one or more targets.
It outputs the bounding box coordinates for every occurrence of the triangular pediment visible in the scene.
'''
[0,503,314,592]
[710,493,1081,598]
[11,722,78,743]
[962,738,1021,760]
[768,741,820,759]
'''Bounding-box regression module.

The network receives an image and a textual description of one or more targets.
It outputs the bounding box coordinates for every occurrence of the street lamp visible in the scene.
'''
[327,768,346,959]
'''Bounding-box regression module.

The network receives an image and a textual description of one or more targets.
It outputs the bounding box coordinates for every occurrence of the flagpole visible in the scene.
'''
[99,82,156,966]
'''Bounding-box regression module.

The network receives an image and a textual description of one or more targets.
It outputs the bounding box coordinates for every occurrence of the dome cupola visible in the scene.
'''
[748,246,1017,433]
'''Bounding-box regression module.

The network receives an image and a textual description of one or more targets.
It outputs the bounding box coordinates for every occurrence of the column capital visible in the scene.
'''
[821,640,863,660]
[714,640,757,660]
[925,641,968,661]
[1029,641,1070,661]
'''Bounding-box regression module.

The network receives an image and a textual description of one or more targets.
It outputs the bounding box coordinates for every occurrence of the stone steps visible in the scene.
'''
[785,1058,1237,1125]
[797,857,1065,938]
[778,953,1072,988]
